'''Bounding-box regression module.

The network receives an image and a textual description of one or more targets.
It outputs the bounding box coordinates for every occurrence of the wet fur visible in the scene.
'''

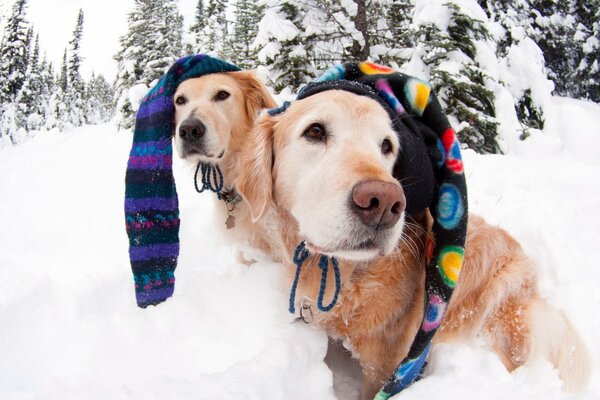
[236,91,591,399]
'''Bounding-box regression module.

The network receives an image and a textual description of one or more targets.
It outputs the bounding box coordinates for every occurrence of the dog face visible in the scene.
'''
[173,71,275,164]
[238,90,406,261]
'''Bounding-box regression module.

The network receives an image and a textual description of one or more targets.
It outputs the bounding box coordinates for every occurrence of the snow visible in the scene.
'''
[1,97,599,400]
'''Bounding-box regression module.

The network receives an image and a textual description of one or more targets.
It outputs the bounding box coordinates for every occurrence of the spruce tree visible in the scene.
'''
[199,0,228,56]
[480,0,549,134]
[416,2,501,153]
[375,0,414,64]
[529,0,578,96]
[142,0,183,84]
[0,0,30,103]
[66,9,86,127]
[255,1,316,93]
[114,0,183,130]
[86,73,115,124]
[59,49,68,92]
[230,0,264,68]
[15,32,44,130]
[572,0,600,101]
[186,0,205,54]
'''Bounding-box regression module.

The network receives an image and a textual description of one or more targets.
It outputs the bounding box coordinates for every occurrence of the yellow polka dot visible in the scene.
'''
[414,83,431,112]
[439,246,464,287]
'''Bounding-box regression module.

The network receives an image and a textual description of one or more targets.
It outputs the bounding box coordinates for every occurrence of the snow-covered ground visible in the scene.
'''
[0,97,599,400]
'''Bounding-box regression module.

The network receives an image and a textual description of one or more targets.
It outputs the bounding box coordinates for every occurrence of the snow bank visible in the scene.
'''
[0,97,599,400]
[0,124,334,400]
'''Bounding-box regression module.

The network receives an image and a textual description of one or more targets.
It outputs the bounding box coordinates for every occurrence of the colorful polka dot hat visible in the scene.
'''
[125,55,240,308]
[298,62,468,399]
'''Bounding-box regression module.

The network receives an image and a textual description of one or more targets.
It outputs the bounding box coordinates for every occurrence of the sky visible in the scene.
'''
[4,0,198,80]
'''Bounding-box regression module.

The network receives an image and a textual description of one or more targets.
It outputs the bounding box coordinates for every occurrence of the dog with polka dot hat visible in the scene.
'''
[236,61,591,399]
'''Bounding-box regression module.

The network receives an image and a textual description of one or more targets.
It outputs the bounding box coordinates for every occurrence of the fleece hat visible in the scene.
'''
[124,55,240,308]
[297,62,468,399]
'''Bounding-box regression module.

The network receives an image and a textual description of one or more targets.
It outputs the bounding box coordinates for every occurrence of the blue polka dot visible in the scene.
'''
[437,184,464,230]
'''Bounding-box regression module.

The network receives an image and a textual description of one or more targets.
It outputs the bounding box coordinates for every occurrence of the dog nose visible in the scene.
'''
[351,180,405,228]
[179,118,206,141]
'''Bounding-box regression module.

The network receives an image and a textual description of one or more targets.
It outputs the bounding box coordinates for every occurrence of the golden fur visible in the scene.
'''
[236,90,591,399]
[173,71,278,250]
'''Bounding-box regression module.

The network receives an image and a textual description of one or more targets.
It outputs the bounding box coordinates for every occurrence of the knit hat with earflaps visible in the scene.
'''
[295,62,469,399]
[124,55,240,308]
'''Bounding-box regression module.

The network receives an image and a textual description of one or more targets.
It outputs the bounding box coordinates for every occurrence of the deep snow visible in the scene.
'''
[0,96,599,400]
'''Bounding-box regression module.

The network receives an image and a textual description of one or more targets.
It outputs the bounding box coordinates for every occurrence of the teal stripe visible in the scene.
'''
[129,227,179,247]
[133,124,173,143]
[126,183,176,199]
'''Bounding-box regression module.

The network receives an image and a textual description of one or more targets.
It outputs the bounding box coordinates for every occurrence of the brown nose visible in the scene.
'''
[351,180,405,228]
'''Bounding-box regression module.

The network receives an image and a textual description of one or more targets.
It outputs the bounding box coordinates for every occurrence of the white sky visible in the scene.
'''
[20,0,197,81]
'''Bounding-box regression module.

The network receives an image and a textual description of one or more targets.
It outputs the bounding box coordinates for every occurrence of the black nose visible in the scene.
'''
[179,118,206,142]
[351,180,405,229]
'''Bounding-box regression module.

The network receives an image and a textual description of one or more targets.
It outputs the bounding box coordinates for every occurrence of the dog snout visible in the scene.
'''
[178,117,206,142]
[351,180,405,229]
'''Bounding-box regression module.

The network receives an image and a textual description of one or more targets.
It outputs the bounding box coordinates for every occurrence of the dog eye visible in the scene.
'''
[175,95,187,106]
[302,123,327,143]
[381,138,393,155]
[214,90,230,101]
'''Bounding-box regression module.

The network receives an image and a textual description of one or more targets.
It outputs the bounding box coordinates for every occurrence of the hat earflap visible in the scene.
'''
[124,54,240,308]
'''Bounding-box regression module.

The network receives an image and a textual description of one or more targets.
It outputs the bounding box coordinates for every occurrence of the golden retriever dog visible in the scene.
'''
[172,71,277,247]
[236,90,591,399]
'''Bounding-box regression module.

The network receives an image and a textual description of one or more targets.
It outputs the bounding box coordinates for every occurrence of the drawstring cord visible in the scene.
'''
[289,241,341,315]
[194,162,224,200]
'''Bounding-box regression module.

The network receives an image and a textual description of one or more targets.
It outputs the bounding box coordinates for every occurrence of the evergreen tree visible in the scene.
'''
[15,32,44,130]
[199,0,228,56]
[374,0,414,64]
[114,0,183,130]
[255,1,316,93]
[66,9,86,127]
[415,2,501,153]
[0,0,30,103]
[142,0,183,83]
[480,0,549,134]
[186,0,205,54]
[230,0,264,68]
[572,0,600,101]
[59,49,68,92]
[86,73,115,124]
[529,0,578,96]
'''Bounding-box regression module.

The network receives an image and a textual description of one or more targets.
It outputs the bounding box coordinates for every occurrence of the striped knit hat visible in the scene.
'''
[124,55,240,308]
[297,62,469,399]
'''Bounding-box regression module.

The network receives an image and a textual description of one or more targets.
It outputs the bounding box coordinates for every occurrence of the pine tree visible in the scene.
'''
[367,0,414,65]
[480,0,550,134]
[229,0,264,68]
[255,1,316,93]
[142,0,183,84]
[199,0,228,56]
[59,49,68,92]
[15,32,44,130]
[114,0,183,130]
[529,0,578,96]
[86,73,115,124]
[572,0,600,101]
[415,2,501,153]
[0,0,30,103]
[186,0,205,54]
[66,9,86,127]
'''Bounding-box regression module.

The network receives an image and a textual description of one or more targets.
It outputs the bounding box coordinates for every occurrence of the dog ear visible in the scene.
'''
[232,70,278,120]
[236,114,276,222]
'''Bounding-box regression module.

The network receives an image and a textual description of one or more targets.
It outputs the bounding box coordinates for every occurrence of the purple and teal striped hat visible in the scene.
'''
[124,55,240,308]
